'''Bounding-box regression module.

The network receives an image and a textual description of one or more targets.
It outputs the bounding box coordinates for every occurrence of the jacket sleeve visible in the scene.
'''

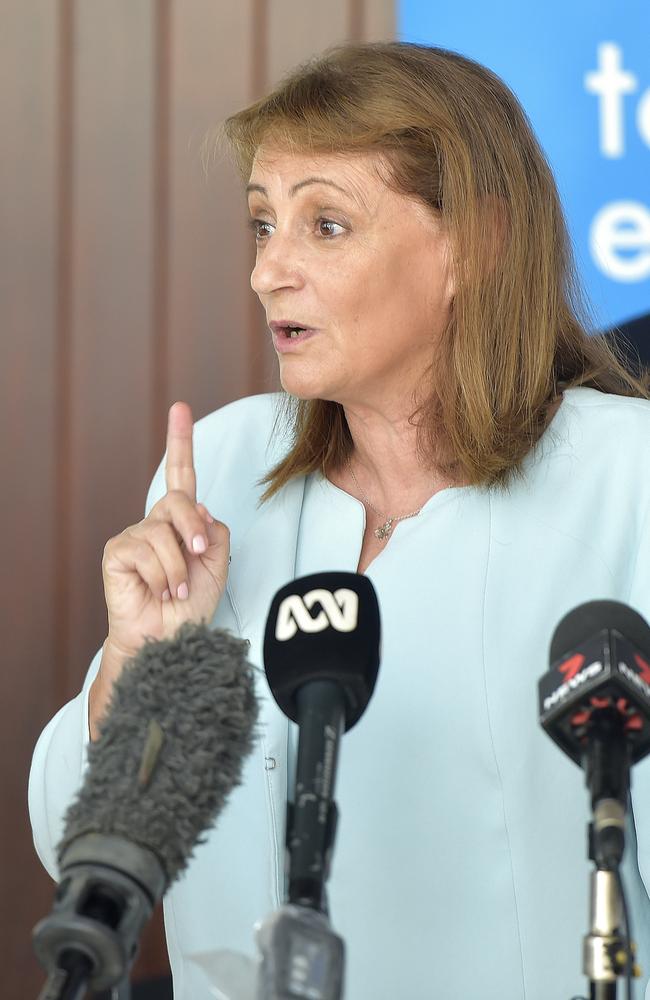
[28,455,167,882]
[28,392,276,884]
[28,650,103,881]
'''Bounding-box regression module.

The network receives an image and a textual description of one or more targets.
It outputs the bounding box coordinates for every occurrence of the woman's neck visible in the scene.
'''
[329,392,564,517]
[334,402,453,517]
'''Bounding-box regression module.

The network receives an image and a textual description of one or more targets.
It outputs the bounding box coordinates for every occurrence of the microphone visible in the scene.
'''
[258,572,381,1000]
[32,621,259,1000]
[539,600,650,865]
[264,572,380,910]
[538,600,650,994]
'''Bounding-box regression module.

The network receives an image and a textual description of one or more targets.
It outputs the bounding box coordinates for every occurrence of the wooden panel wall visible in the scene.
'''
[0,0,60,984]
[1,0,394,995]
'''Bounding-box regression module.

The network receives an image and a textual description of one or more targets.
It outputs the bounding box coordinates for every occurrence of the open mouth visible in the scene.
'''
[269,321,319,346]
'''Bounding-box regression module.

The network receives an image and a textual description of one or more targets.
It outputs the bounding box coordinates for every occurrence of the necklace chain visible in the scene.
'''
[347,460,423,541]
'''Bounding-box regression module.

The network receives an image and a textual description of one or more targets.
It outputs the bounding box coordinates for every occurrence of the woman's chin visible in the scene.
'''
[278,368,333,400]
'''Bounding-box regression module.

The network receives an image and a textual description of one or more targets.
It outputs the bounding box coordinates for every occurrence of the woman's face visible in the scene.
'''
[247,146,455,409]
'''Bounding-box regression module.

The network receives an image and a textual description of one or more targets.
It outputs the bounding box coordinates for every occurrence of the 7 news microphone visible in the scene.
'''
[256,572,381,1000]
[539,600,650,1000]
[32,622,259,1000]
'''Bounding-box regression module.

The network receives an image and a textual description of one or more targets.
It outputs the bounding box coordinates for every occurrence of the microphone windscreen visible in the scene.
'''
[58,622,259,885]
[550,600,650,665]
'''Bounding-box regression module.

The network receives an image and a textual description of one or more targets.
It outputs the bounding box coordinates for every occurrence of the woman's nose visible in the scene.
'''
[250,232,304,296]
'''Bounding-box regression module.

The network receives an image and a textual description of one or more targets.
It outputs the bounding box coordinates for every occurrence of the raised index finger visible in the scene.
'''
[165,401,196,500]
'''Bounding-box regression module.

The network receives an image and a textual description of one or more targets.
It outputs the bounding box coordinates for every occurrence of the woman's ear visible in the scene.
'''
[438,196,508,303]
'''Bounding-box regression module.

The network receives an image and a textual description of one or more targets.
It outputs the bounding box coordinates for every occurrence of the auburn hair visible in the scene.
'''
[210,41,648,502]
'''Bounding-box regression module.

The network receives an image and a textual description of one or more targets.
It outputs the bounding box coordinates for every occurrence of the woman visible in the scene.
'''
[29,41,650,999]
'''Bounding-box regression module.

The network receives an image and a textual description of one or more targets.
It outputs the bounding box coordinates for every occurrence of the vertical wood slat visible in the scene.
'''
[363,0,395,42]
[0,0,60,990]
[66,0,157,692]
[152,0,172,474]
[248,0,271,393]
[267,0,349,85]
[349,0,364,41]
[166,1,259,427]
[54,0,75,711]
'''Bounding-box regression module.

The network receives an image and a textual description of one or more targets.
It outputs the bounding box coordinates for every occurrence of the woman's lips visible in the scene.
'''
[271,328,319,353]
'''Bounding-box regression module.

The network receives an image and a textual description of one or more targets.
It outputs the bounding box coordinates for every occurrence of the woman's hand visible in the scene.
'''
[90,402,230,736]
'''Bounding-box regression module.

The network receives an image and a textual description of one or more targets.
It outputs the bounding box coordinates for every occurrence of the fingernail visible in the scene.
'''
[192,534,207,553]
[177,582,189,600]
[162,588,171,602]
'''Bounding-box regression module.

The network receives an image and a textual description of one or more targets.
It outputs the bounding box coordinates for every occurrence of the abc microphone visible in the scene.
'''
[264,572,380,911]
[538,600,650,998]
[257,572,381,1000]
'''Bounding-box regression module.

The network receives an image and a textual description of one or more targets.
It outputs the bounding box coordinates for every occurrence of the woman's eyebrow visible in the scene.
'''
[246,176,354,199]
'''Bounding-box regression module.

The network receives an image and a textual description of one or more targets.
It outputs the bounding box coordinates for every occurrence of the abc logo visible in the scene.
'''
[275,588,359,641]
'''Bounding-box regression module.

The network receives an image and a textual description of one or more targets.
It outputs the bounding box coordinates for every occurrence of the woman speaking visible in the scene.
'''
[29,41,650,999]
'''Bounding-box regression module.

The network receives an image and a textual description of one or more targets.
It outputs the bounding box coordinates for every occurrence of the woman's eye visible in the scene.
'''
[317,219,345,238]
[246,217,345,240]
[247,218,273,240]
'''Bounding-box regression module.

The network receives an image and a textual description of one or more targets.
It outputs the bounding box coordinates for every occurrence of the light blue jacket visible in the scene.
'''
[29,387,650,999]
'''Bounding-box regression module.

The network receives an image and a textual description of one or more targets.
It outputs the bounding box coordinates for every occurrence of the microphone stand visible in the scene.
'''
[288,680,344,912]
[584,813,627,1000]
[256,681,346,1000]
[581,712,638,1000]
[36,951,94,1000]
[37,960,131,1000]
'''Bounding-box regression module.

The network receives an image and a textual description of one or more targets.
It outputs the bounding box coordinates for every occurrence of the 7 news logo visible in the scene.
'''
[275,588,359,641]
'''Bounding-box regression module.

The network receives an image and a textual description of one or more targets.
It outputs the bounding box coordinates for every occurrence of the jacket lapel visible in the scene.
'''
[225,474,306,904]
[226,473,305,670]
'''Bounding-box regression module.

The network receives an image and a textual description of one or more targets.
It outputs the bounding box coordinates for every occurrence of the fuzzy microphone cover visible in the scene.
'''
[58,622,259,885]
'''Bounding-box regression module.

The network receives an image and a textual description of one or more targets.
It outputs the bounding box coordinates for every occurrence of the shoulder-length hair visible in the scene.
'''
[211,41,649,502]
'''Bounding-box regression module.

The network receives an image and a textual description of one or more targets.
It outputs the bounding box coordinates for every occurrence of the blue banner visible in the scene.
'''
[399,0,650,331]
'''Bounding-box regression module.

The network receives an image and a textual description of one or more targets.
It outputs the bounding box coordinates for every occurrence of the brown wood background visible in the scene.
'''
[1,0,394,994]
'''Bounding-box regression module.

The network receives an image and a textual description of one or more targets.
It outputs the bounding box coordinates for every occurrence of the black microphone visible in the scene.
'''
[258,573,380,1000]
[264,572,380,911]
[539,600,650,865]
[538,600,650,994]
[33,621,259,1000]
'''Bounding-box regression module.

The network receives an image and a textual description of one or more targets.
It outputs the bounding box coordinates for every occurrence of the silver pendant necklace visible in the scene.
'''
[347,460,424,541]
